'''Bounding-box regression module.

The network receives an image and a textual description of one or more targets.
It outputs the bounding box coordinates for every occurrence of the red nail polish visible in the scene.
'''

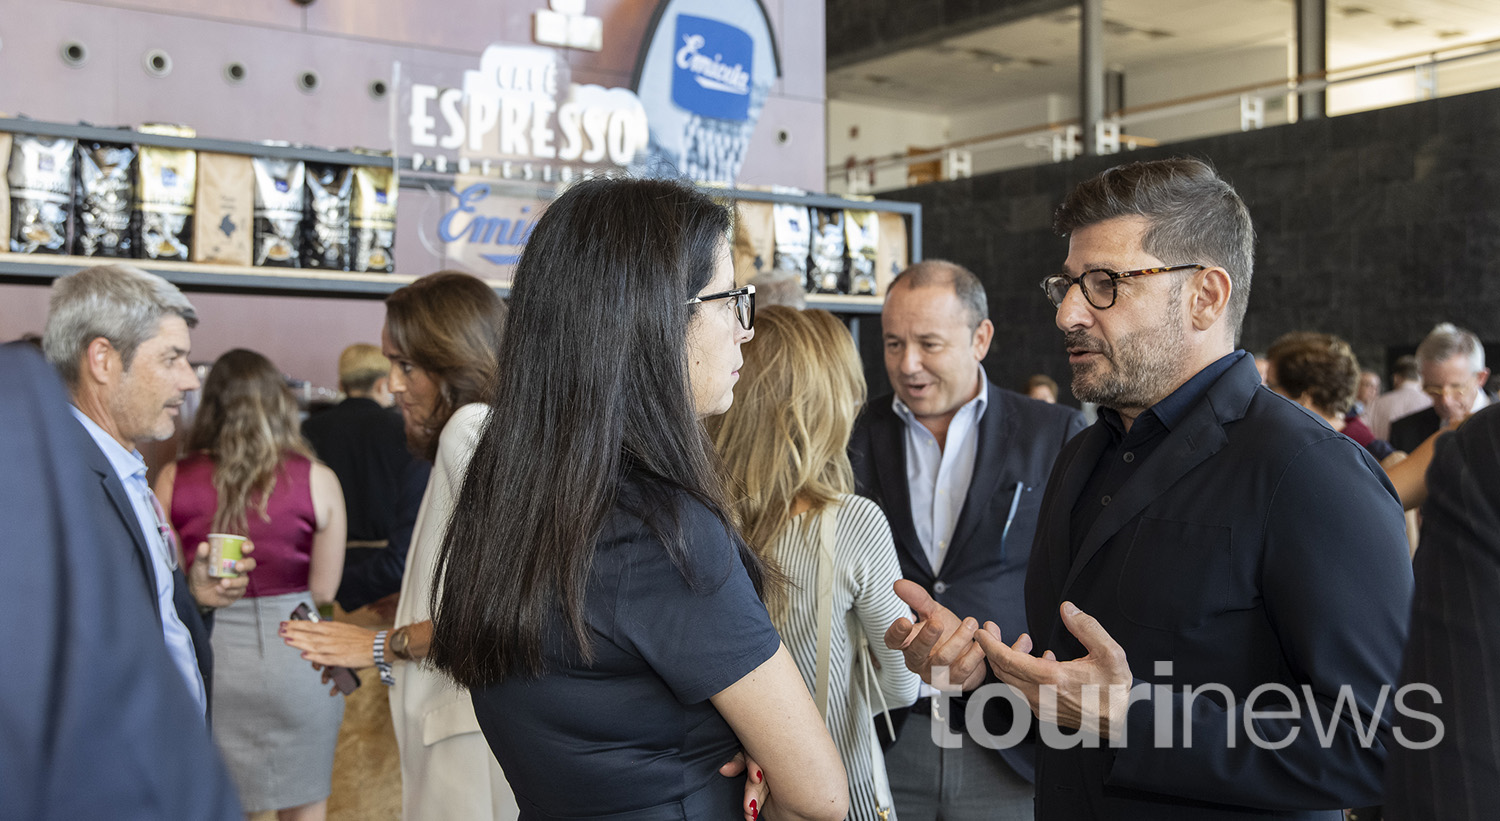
[749,798,757,818]
[755,769,762,782]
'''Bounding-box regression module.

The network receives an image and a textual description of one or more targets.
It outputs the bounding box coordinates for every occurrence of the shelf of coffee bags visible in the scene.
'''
[0,118,397,169]
[0,253,512,299]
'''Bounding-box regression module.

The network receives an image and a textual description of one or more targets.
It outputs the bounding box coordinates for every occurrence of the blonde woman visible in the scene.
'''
[156,348,347,821]
[712,306,921,821]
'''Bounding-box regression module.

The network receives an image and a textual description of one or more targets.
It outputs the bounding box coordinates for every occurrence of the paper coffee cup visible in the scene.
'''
[207,533,245,578]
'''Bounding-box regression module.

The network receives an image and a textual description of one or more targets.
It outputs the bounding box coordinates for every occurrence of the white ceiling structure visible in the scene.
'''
[827,0,1500,113]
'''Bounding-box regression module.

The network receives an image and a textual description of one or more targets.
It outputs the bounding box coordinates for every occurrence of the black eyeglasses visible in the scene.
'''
[1040,264,1205,310]
[687,284,755,331]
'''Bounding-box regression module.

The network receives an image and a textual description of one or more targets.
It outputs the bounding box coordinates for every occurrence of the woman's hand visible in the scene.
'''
[280,620,377,669]
[719,751,768,820]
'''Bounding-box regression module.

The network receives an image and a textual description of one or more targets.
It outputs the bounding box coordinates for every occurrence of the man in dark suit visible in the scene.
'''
[1385,403,1500,819]
[851,260,1086,820]
[0,343,242,820]
[1388,322,1491,453]
[302,343,429,612]
[886,158,1412,820]
[41,264,254,715]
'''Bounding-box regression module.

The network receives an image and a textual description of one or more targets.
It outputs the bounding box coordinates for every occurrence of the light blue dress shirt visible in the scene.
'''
[72,406,208,716]
[891,367,990,575]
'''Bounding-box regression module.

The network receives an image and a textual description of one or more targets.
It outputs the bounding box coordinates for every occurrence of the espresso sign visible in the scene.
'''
[401,44,649,181]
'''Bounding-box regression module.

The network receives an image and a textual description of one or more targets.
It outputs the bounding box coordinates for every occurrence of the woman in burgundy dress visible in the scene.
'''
[156,348,347,821]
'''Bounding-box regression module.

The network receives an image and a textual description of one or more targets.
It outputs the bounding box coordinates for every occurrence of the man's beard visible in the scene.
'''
[1066,300,1186,412]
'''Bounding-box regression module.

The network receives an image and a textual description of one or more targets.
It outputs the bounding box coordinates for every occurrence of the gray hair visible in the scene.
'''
[888,259,989,331]
[1053,157,1255,343]
[43,264,199,387]
[1415,322,1485,373]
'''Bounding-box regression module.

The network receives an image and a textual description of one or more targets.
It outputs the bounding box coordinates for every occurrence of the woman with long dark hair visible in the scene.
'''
[428,177,848,820]
[155,348,347,821]
[281,272,518,820]
[710,306,920,821]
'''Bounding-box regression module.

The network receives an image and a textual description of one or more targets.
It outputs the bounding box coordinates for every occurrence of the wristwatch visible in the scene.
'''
[389,625,414,661]
[373,630,395,686]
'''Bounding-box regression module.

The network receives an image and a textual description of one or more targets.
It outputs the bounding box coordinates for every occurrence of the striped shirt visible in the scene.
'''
[769,494,922,821]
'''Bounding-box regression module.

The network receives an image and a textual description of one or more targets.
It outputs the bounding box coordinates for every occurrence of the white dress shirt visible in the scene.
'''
[72,406,207,716]
[891,368,990,575]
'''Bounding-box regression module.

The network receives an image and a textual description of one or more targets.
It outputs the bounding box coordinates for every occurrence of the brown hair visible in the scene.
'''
[187,349,313,534]
[1053,157,1255,343]
[384,272,508,460]
[1267,332,1361,416]
[710,307,863,613]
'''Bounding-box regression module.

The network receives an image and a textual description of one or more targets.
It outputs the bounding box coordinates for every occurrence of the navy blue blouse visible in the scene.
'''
[470,482,782,819]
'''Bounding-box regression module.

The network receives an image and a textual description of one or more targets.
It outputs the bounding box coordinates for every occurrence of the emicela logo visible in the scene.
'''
[670,14,753,122]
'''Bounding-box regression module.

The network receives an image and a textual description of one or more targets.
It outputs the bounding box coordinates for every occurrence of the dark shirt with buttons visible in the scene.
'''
[1070,351,1248,560]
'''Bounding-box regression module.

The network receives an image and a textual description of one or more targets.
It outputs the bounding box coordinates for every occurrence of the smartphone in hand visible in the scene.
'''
[289,603,361,695]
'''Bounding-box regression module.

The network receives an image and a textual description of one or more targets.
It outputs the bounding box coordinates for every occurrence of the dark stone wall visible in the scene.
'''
[859,88,1500,404]
[825,0,1069,70]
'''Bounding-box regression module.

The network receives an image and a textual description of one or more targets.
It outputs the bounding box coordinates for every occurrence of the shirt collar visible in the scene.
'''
[71,405,148,485]
[1151,351,1247,430]
[891,366,990,426]
[1097,351,1247,436]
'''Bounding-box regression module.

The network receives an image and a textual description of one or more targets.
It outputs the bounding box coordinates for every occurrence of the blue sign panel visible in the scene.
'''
[670,14,753,122]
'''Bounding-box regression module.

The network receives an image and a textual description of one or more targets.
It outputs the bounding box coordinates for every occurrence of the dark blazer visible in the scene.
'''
[0,344,240,819]
[70,389,215,696]
[1388,406,1440,454]
[1385,403,1500,819]
[303,397,430,611]
[850,381,1087,780]
[1024,353,1413,820]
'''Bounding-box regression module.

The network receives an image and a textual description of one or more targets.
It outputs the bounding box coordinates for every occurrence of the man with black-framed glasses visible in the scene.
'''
[885,158,1413,820]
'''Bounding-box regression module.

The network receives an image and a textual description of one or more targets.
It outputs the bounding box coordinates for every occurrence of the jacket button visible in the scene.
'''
[933,581,948,594]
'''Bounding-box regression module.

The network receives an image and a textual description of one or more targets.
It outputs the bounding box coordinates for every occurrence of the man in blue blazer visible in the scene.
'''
[42,264,255,714]
[0,343,241,819]
[887,158,1413,819]
[851,260,1086,820]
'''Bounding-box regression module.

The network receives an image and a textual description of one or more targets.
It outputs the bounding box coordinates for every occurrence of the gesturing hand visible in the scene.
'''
[974,601,1134,741]
[882,579,988,693]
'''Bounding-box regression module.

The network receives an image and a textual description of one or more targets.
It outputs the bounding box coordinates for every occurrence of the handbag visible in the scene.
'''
[809,500,896,821]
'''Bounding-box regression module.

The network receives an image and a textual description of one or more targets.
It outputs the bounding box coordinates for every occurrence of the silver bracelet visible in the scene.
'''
[373,629,395,686]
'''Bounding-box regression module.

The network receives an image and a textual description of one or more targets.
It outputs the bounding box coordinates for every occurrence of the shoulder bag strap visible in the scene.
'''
[812,499,840,719]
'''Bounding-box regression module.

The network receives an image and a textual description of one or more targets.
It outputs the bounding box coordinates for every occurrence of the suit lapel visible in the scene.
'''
[75,418,161,618]
[1045,424,1110,600]
[1059,356,1259,598]
[946,384,1010,565]
[868,405,934,578]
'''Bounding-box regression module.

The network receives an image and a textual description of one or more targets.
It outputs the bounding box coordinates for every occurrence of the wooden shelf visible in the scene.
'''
[0,253,887,312]
[0,253,443,299]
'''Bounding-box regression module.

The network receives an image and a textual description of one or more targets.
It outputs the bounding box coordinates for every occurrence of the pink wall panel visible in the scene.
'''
[1,282,387,390]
